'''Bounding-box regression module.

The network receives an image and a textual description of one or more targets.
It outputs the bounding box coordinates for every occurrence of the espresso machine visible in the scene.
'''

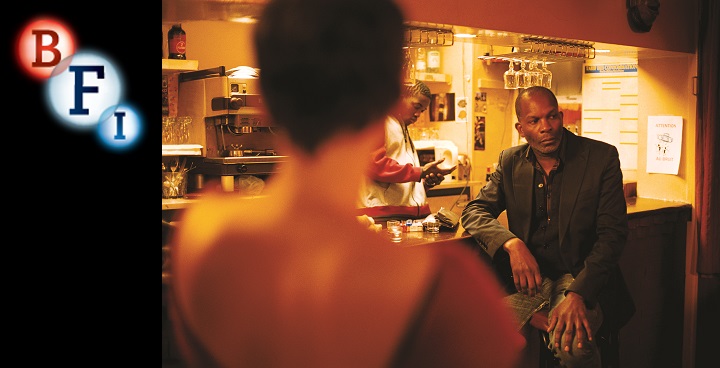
[177,66,287,192]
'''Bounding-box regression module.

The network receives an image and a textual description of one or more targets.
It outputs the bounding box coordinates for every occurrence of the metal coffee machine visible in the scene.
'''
[178,66,287,192]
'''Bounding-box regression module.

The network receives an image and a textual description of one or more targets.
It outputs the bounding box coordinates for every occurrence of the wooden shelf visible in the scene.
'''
[416,72,452,85]
[162,144,203,156]
[162,59,199,75]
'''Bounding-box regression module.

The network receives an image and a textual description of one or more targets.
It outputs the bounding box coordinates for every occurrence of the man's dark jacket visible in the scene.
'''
[461,128,635,329]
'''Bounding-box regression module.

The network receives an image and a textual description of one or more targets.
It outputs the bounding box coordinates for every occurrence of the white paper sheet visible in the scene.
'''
[646,116,682,174]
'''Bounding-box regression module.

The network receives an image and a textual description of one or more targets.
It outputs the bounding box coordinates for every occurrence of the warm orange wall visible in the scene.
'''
[395,0,696,54]
[163,22,257,70]
[636,55,696,203]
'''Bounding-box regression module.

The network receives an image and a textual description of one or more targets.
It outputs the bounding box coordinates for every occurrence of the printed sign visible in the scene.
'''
[584,64,638,74]
[646,116,683,174]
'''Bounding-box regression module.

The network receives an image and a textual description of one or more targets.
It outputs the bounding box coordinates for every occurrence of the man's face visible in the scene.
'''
[515,94,564,155]
[399,94,431,126]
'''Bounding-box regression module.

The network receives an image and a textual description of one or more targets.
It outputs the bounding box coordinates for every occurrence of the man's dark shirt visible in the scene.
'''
[528,137,568,281]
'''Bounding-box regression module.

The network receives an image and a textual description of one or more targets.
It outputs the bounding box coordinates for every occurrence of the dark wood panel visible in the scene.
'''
[618,205,690,368]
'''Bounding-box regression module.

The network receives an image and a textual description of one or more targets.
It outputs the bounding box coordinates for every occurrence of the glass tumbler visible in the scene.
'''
[425,220,440,234]
[175,116,192,144]
[387,220,402,243]
[162,171,187,198]
[162,117,175,144]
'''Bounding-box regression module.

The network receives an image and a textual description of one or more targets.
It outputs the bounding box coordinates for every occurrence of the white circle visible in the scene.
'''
[45,49,123,131]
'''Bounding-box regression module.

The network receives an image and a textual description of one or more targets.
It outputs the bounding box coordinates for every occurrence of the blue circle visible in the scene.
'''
[44,49,124,131]
[96,103,143,152]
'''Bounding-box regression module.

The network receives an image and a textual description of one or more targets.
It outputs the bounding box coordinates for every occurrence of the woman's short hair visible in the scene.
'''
[254,0,406,154]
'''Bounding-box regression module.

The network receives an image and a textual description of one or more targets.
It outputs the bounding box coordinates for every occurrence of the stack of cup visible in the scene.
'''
[162,117,175,144]
[175,116,192,144]
[161,116,193,144]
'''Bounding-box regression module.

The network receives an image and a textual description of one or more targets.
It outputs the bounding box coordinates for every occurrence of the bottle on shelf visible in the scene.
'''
[168,24,187,60]
[427,46,441,73]
[403,48,415,86]
[416,47,427,73]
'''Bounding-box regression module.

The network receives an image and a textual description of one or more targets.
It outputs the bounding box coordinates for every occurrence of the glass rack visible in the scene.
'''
[478,37,595,64]
[404,26,455,47]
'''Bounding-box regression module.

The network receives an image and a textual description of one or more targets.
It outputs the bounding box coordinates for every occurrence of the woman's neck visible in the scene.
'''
[270,119,385,214]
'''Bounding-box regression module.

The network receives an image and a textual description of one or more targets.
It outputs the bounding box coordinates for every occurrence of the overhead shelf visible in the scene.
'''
[478,37,595,64]
[404,23,454,47]
[162,59,199,74]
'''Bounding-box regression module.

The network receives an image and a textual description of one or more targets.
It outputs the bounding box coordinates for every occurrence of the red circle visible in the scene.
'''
[15,17,77,81]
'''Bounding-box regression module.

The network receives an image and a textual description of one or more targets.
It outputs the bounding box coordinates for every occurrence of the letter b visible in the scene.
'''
[31,29,62,67]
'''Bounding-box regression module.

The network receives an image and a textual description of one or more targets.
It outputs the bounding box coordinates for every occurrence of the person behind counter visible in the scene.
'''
[461,86,635,368]
[168,0,524,367]
[358,80,455,219]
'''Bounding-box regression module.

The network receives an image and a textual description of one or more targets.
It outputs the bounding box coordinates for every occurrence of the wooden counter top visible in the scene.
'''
[625,197,691,219]
[162,197,197,211]
[165,196,691,217]
[378,197,692,247]
[163,196,691,248]
[428,179,484,191]
[163,180,485,211]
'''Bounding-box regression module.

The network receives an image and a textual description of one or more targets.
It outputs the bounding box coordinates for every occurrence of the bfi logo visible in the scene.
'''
[15,17,143,152]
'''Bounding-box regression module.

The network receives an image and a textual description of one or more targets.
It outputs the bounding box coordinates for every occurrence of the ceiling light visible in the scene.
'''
[229,16,257,23]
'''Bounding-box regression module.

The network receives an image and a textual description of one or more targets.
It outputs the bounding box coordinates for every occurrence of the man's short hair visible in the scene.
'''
[403,80,431,99]
[515,86,559,120]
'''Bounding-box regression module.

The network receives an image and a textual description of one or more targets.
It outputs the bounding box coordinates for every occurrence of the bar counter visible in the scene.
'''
[164,196,689,219]
[162,197,691,368]
[164,196,691,246]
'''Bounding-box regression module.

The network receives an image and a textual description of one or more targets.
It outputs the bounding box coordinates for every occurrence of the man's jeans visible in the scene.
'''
[504,274,603,368]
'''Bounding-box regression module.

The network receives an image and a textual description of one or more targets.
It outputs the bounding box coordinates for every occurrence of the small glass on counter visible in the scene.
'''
[425,220,440,234]
[386,220,402,243]
[162,171,187,199]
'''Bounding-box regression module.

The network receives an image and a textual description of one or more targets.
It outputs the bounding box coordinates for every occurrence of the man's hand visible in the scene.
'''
[421,158,456,179]
[548,292,592,352]
[423,172,445,188]
[503,238,543,296]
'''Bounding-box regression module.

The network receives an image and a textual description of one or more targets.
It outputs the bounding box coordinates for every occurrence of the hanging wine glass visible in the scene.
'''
[503,59,517,89]
[517,59,528,89]
[541,58,553,88]
[527,58,541,87]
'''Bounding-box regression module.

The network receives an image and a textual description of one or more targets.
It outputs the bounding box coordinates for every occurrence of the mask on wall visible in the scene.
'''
[626,0,660,33]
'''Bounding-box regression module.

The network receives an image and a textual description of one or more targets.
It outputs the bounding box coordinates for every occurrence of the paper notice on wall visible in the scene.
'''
[646,116,682,174]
